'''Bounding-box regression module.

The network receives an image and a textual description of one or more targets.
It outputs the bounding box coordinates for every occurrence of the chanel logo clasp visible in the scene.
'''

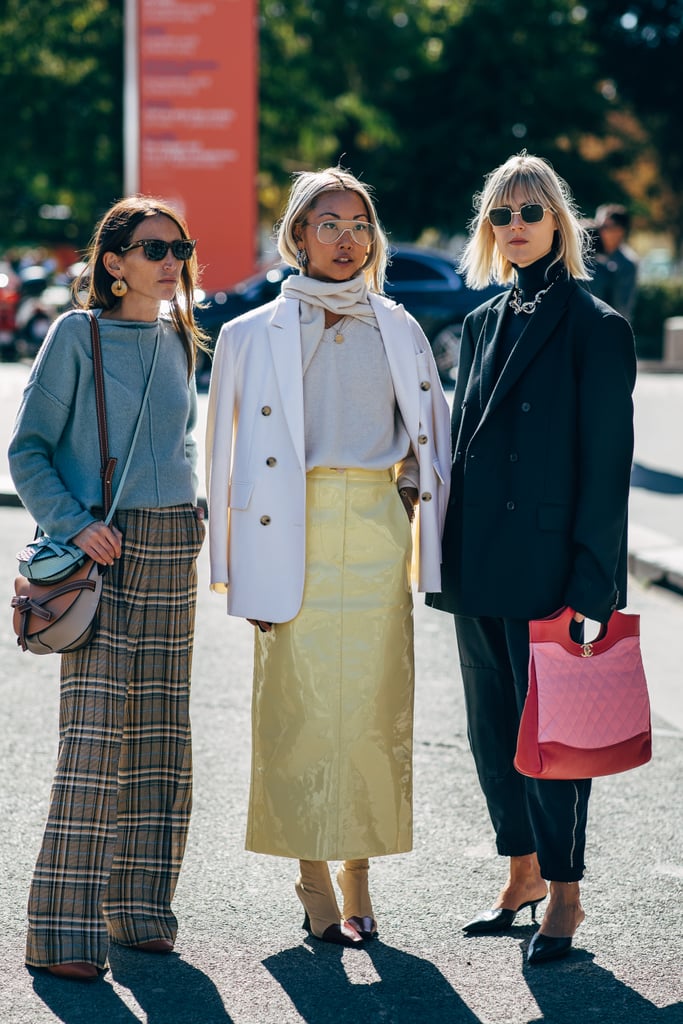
[581,643,594,658]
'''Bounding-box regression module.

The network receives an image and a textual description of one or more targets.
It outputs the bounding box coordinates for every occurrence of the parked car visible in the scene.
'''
[194,245,504,386]
[0,261,20,360]
[13,265,72,359]
[383,245,504,379]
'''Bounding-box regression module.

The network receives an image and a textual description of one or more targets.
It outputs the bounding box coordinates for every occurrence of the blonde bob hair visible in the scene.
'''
[459,153,591,289]
[277,167,389,293]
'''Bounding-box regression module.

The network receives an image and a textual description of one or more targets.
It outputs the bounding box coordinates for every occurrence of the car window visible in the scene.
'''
[387,255,448,283]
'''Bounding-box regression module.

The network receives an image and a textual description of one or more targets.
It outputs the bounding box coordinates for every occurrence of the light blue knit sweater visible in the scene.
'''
[9,309,198,543]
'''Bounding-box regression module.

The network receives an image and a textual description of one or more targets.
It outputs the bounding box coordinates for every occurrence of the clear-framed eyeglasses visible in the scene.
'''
[307,220,376,246]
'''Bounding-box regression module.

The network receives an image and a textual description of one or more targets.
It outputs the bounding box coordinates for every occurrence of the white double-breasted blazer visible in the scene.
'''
[205,291,452,622]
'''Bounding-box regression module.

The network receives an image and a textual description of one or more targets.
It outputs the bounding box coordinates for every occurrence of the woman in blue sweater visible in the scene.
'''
[9,196,207,981]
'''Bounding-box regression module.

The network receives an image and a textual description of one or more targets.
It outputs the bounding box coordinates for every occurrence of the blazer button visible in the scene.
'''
[421,492,432,502]
[509,452,519,462]
[260,515,271,525]
[521,402,531,412]
[266,456,277,467]
[455,452,462,462]
[420,381,431,391]
[418,434,428,445]
[261,405,272,416]
[506,501,515,511]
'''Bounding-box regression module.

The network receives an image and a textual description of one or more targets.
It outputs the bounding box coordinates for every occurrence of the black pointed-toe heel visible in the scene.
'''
[462,897,546,935]
[346,915,378,941]
[527,931,573,964]
[302,912,363,948]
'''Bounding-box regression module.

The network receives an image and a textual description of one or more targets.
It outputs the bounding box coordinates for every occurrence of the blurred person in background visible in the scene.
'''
[206,167,451,949]
[589,203,639,320]
[429,153,636,965]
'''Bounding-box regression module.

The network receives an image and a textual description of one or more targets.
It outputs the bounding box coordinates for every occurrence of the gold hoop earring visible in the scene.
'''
[111,278,128,297]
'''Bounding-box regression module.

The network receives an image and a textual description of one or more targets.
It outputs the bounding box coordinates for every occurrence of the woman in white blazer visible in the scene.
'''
[206,167,451,947]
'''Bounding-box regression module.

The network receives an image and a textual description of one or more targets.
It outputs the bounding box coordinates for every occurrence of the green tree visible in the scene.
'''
[258,0,618,239]
[258,0,422,228]
[0,0,123,250]
[2,0,682,259]
[584,0,683,254]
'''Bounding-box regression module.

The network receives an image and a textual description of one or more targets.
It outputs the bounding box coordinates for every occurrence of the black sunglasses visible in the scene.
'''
[119,238,197,261]
[487,204,551,227]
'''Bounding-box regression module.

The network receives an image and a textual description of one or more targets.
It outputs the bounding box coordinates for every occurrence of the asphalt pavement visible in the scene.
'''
[0,361,681,1023]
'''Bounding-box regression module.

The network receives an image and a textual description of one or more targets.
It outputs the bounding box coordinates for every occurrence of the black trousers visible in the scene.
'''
[453,614,591,882]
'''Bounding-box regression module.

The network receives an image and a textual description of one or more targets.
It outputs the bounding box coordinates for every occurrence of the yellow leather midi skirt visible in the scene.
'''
[246,467,415,860]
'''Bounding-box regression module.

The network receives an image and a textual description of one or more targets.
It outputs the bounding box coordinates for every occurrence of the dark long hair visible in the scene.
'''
[73,195,209,374]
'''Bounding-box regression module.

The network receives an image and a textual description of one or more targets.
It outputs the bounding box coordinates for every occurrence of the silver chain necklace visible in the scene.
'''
[508,280,554,315]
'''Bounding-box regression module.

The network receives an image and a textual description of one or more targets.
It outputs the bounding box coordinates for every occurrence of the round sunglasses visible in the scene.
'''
[487,204,552,227]
[119,238,197,261]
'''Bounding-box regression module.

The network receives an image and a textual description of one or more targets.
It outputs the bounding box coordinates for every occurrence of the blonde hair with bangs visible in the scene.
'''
[460,153,590,289]
[277,167,389,293]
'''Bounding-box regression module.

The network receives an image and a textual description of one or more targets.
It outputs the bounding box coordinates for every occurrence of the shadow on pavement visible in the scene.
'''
[631,463,683,494]
[30,948,235,1024]
[263,938,482,1023]
[108,947,235,1024]
[30,968,140,1024]
[522,945,682,1023]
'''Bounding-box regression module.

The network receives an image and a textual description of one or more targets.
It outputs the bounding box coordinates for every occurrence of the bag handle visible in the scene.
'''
[87,311,161,527]
[529,605,640,655]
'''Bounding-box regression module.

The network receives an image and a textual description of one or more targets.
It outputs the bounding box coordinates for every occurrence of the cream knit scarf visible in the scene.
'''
[281,273,378,373]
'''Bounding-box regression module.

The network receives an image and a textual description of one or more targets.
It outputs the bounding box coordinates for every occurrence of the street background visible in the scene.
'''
[0,363,681,1023]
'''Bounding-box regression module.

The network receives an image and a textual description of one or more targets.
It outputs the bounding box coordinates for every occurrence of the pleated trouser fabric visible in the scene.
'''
[247,467,415,861]
[25,505,204,968]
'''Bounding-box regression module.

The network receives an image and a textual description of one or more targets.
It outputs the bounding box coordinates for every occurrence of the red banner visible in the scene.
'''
[126,0,257,291]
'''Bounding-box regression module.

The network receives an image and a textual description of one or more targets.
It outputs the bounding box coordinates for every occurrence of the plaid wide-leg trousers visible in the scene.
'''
[25,505,204,969]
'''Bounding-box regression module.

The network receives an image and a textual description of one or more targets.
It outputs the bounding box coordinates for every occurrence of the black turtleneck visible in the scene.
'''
[493,251,563,381]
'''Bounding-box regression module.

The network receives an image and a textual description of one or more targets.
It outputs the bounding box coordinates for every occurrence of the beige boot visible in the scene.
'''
[336,859,378,940]
[295,860,363,947]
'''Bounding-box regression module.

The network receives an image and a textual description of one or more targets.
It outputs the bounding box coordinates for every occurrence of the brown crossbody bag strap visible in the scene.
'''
[88,311,117,518]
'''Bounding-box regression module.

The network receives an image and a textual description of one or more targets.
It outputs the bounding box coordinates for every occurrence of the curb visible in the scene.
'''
[637,359,683,374]
[628,522,683,593]
[0,477,22,509]
[0,480,208,516]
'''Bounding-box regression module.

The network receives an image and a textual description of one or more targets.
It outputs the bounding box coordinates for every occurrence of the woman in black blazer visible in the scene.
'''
[429,153,636,964]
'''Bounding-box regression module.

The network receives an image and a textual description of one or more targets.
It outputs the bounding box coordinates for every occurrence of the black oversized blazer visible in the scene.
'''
[429,275,637,624]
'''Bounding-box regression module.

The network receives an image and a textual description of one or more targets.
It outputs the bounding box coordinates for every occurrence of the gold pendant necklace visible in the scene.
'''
[328,316,347,343]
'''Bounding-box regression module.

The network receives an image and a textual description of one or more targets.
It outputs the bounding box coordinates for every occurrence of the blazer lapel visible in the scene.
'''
[474,296,509,411]
[370,294,420,438]
[480,276,576,425]
[268,296,307,472]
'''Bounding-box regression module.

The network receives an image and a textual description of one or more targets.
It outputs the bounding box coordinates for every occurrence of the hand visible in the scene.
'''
[194,505,205,521]
[572,611,585,623]
[247,619,273,633]
[399,487,418,523]
[72,521,123,566]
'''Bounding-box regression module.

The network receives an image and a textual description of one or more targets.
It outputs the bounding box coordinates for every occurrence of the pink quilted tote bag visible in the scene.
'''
[514,606,652,780]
